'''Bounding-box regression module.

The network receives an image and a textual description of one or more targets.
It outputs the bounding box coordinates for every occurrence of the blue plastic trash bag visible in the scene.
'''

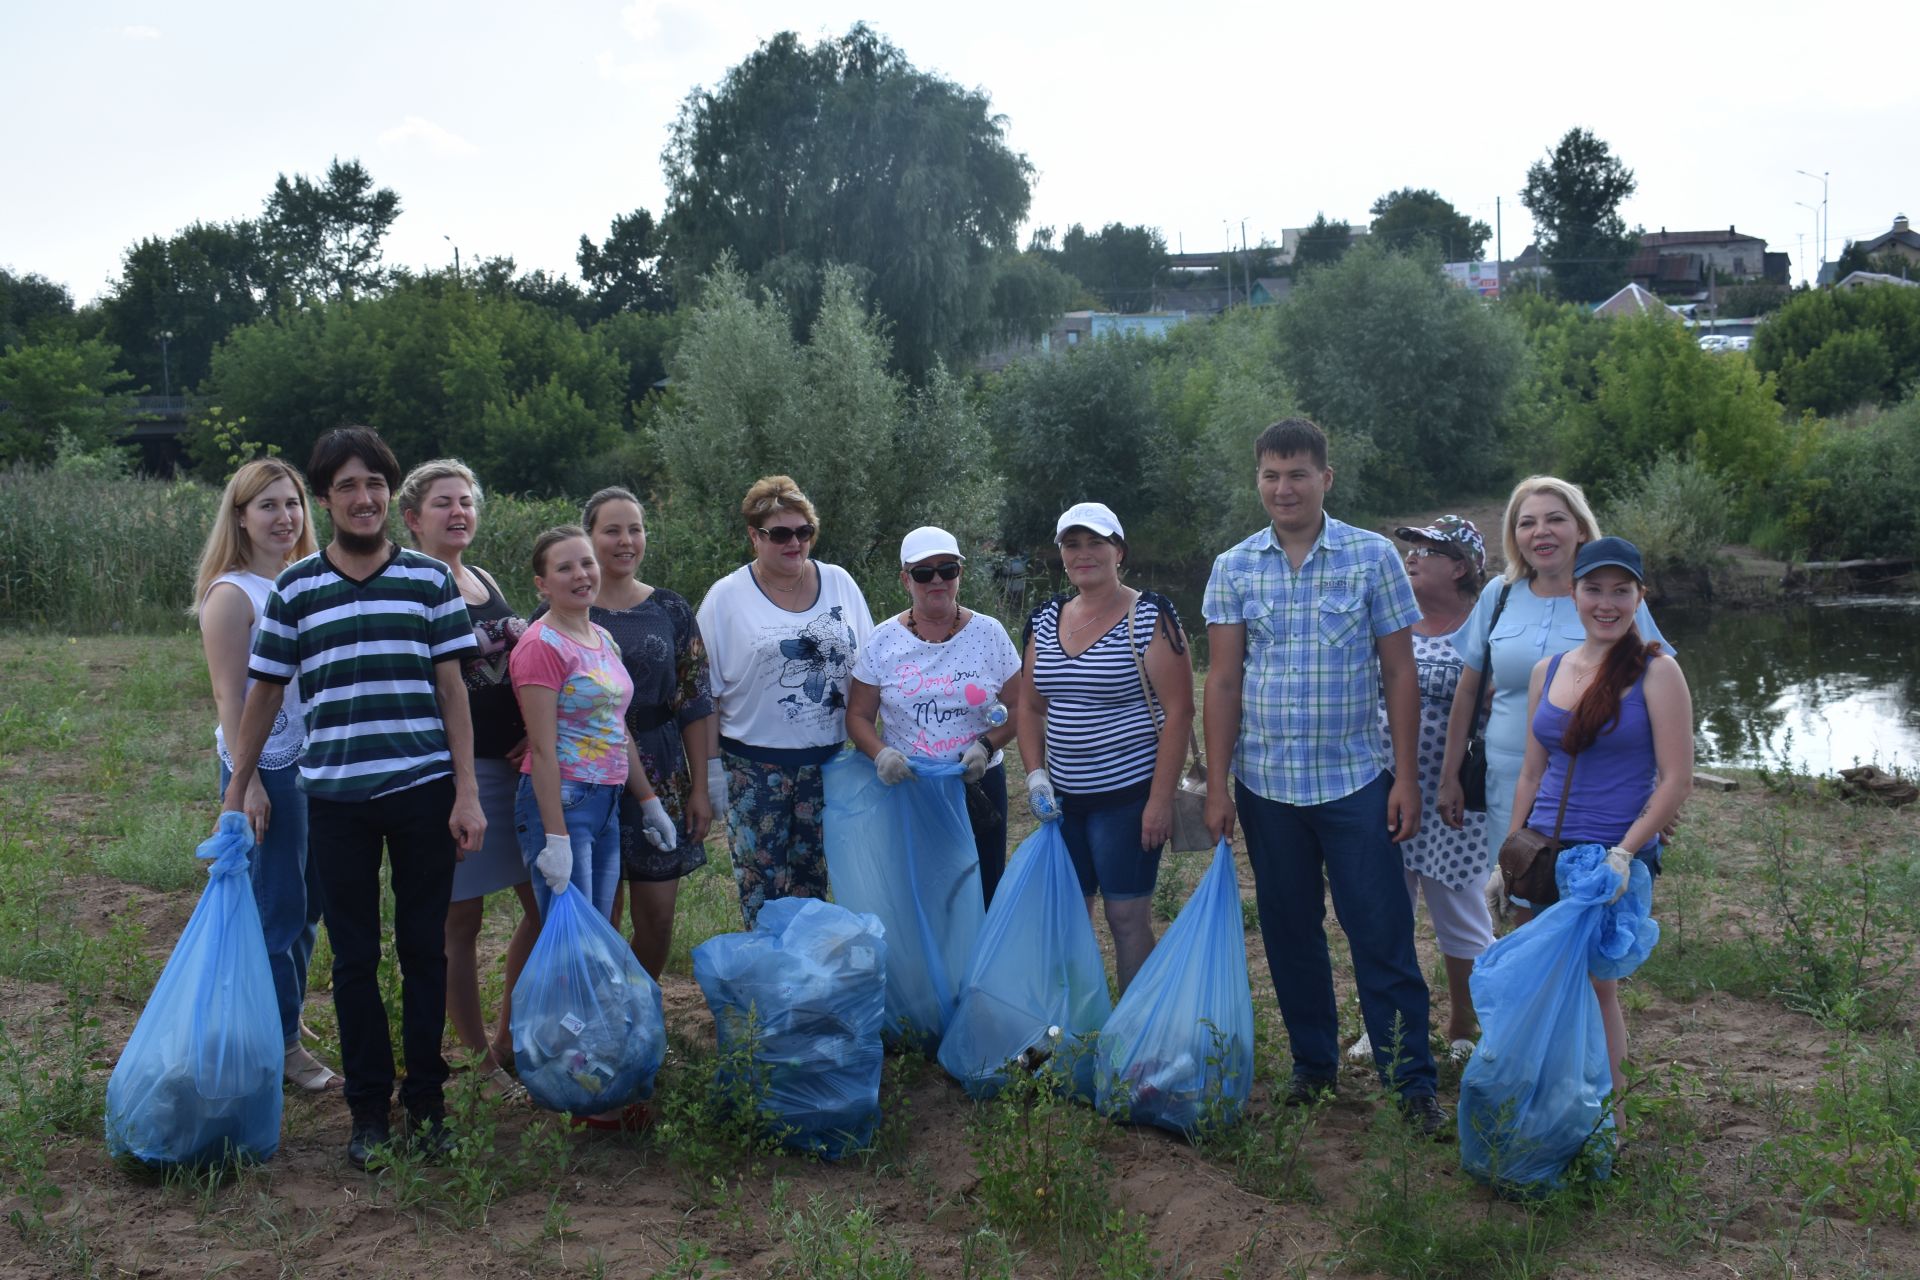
[1095,840,1254,1136]
[823,749,984,1048]
[105,812,283,1169]
[511,883,666,1115]
[939,822,1111,1099]
[1557,844,1661,981]
[1458,843,1644,1192]
[693,897,888,1159]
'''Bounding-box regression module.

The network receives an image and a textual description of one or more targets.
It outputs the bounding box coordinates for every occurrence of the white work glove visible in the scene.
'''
[639,796,678,851]
[1605,845,1634,903]
[874,747,912,786]
[536,834,574,895]
[960,740,990,784]
[707,757,728,820]
[1026,767,1060,822]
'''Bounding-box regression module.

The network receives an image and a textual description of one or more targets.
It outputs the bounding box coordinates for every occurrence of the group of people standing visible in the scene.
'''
[197,412,1690,1165]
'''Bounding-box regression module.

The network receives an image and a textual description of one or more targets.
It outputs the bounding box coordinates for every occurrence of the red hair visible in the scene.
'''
[1563,635,1662,755]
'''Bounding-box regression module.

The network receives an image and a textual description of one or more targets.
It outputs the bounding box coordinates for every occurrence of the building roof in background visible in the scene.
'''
[1641,227,1766,247]
[1836,271,1920,290]
[1594,282,1684,318]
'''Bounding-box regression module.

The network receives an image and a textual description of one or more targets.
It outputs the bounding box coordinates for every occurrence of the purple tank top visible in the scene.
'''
[1526,652,1658,853]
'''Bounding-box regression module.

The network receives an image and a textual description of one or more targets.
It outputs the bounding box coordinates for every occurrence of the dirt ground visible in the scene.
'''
[3,638,1918,1280]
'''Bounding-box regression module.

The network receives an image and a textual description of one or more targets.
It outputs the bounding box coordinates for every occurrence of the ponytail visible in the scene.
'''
[1563,635,1661,755]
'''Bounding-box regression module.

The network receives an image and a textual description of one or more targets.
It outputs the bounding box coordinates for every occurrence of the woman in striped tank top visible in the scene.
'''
[1018,503,1193,993]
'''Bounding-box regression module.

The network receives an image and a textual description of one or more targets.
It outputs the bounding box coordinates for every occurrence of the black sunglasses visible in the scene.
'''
[754,524,816,544]
[907,562,962,583]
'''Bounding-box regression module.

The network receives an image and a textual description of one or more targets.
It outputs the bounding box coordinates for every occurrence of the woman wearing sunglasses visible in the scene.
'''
[695,475,874,926]
[847,527,1023,907]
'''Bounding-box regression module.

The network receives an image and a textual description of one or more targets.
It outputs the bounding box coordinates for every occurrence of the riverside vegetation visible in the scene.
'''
[1,633,1916,1278]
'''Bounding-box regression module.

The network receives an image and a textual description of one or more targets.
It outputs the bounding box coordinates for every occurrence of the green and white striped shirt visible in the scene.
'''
[249,545,477,802]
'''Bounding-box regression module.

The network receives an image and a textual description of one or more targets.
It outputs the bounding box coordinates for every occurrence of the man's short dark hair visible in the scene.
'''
[1254,418,1328,469]
[308,426,401,495]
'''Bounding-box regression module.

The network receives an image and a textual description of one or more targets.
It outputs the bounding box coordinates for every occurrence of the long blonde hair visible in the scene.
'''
[191,459,318,615]
[1499,475,1601,583]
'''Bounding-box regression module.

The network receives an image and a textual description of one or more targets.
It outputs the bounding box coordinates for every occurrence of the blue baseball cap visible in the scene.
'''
[1574,536,1644,582]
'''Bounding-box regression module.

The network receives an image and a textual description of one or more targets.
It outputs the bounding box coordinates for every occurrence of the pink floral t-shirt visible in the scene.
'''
[509,619,633,785]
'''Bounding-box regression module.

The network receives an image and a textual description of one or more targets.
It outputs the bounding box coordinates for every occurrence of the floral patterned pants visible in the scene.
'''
[721,750,830,928]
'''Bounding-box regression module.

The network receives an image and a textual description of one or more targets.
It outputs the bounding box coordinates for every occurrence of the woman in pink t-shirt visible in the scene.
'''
[510,526,677,921]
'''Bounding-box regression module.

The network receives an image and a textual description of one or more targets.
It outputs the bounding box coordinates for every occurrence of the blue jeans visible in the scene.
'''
[1060,792,1163,901]
[1235,772,1437,1099]
[514,775,621,921]
[219,759,321,1048]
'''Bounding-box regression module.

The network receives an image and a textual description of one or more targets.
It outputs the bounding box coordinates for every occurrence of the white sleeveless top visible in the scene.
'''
[208,570,306,771]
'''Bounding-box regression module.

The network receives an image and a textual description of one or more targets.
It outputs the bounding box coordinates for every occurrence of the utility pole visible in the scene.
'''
[1496,196,1503,295]
[1796,169,1828,276]
[1240,218,1251,304]
[158,331,173,400]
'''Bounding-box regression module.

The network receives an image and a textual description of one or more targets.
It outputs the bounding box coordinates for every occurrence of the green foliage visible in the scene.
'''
[1599,453,1732,586]
[659,262,998,573]
[772,1192,924,1278]
[0,337,136,465]
[1718,281,1792,318]
[1791,395,1920,561]
[1028,222,1168,313]
[1272,241,1525,509]
[967,1055,1117,1248]
[95,221,268,393]
[1369,187,1491,262]
[1293,213,1355,269]
[1521,127,1638,303]
[663,23,1033,380]
[577,208,671,319]
[1761,1030,1920,1224]
[0,268,78,350]
[1751,281,1920,415]
[260,157,401,304]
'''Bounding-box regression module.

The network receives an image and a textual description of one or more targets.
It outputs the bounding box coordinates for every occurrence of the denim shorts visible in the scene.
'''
[1060,793,1163,901]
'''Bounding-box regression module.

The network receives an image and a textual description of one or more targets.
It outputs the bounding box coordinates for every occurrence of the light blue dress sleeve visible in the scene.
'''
[1635,601,1675,658]
[1456,578,1504,674]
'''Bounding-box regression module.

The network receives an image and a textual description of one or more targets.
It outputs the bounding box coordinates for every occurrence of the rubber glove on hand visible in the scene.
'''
[960,741,990,784]
[874,747,912,785]
[1605,845,1634,903]
[707,757,727,821]
[536,834,574,895]
[639,796,678,851]
[1026,767,1060,822]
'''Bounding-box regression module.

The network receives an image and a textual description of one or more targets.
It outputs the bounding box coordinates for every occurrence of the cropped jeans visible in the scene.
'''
[513,775,622,922]
[218,759,322,1048]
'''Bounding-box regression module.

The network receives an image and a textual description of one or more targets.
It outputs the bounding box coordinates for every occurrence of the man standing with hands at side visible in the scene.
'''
[221,426,485,1168]
[1201,418,1444,1135]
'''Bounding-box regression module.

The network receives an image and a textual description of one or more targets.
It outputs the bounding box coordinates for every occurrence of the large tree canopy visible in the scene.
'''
[1294,214,1355,269]
[261,157,401,304]
[576,209,671,320]
[662,24,1034,379]
[1029,222,1168,312]
[1369,188,1490,262]
[1521,128,1637,303]
[96,220,268,394]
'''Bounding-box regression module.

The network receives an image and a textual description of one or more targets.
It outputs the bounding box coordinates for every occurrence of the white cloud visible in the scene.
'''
[378,116,479,157]
[121,25,160,40]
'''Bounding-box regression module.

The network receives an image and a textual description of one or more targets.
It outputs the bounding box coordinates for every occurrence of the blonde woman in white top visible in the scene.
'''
[193,458,337,1091]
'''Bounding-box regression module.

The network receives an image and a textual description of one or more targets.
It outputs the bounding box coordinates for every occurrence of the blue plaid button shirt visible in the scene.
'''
[1202,516,1420,806]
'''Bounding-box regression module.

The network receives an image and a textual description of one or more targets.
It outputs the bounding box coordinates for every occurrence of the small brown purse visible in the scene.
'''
[1498,754,1576,907]
[1127,600,1211,853]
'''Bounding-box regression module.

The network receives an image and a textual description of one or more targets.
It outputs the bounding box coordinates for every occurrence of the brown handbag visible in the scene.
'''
[1126,600,1212,852]
[1498,753,1576,907]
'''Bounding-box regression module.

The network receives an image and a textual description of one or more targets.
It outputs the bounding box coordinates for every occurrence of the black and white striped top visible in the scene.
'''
[1026,591,1185,810]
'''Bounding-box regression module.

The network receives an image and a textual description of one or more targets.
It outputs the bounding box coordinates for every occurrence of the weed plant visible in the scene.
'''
[1760,1024,1920,1224]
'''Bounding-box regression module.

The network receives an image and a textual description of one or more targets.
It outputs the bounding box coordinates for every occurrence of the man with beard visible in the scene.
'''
[221,426,484,1167]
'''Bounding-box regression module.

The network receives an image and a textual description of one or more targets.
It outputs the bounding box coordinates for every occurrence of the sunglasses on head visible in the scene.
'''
[754,524,816,544]
[907,562,962,583]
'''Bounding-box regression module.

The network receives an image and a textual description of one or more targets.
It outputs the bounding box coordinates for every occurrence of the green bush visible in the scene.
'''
[1753,283,1920,415]
[1790,394,1920,561]
[1599,453,1732,587]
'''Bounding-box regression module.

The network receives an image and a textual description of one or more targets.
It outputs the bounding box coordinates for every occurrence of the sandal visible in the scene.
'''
[1448,1038,1476,1064]
[487,1068,529,1103]
[285,1044,344,1092]
[569,1103,652,1133]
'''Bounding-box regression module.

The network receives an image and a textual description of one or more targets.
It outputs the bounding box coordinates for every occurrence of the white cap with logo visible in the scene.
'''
[899,526,964,566]
[1054,502,1124,542]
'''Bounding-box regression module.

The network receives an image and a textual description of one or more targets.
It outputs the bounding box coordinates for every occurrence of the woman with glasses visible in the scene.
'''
[846,527,1023,907]
[695,476,874,926]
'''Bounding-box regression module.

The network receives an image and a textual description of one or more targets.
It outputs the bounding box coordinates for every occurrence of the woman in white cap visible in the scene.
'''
[847,527,1024,906]
[1017,502,1194,993]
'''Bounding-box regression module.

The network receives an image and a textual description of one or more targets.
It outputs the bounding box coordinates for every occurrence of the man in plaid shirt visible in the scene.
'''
[1201,418,1443,1135]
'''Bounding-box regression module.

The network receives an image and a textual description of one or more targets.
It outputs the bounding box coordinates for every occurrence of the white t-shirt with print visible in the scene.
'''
[851,613,1022,765]
[696,562,875,750]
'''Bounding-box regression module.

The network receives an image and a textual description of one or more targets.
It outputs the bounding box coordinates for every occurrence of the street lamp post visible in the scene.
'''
[444,234,461,279]
[158,330,174,400]
[1795,169,1829,274]
[1795,202,1821,285]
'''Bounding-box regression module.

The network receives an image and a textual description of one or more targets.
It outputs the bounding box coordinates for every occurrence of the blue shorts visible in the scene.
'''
[1060,794,1163,902]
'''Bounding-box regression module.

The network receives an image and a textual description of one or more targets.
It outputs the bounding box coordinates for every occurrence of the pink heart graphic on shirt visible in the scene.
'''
[963,683,988,706]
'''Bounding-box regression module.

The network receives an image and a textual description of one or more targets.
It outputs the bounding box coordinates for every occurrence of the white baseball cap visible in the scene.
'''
[899,525,964,566]
[1054,502,1124,542]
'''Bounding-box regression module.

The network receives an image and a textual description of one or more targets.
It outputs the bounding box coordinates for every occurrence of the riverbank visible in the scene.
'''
[2,633,1916,1278]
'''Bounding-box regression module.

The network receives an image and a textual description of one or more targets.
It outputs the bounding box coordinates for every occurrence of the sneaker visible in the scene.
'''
[403,1110,458,1162]
[347,1115,391,1170]
[1345,1032,1373,1062]
[1400,1093,1452,1141]
[1283,1075,1337,1108]
[1447,1038,1476,1065]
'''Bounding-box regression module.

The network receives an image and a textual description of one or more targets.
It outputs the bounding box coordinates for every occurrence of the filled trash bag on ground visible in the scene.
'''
[511,883,665,1115]
[1459,845,1637,1192]
[1557,844,1660,981]
[692,897,888,1159]
[1095,840,1254,1136]
[106,813,283,1169]
[823,749,984,1049]
[938,822,1111,1099]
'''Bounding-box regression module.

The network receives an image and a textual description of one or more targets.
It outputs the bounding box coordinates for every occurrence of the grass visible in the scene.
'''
[2,633,1919,1277]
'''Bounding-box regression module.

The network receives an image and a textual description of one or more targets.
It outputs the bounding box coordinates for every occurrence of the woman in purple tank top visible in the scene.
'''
[1509,537,1693,1129]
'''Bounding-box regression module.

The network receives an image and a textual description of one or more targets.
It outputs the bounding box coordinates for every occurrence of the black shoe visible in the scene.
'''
[1400,1093,1452,1141]
[1283,1075,1337,1108]
[347,1115,391,1170]
[404,1110,457,1162]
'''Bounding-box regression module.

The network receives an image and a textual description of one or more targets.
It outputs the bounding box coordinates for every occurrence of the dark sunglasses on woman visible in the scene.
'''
[755,524,816,544]
[907,562,962,583]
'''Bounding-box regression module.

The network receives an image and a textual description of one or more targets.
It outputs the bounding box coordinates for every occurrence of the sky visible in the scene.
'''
[5,0,1913,305]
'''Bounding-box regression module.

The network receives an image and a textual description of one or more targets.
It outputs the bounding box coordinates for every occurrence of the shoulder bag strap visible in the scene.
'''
[1466,581,1513,742]
[1126,595,1206,774]
[1545,650,1577,841]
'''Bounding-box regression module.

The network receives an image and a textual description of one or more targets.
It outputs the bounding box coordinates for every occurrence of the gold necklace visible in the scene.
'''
[755,563,805,594]
[1064,592,1128,640]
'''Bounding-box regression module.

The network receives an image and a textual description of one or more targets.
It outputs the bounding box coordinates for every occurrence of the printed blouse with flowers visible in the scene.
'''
[508,618,634,785]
